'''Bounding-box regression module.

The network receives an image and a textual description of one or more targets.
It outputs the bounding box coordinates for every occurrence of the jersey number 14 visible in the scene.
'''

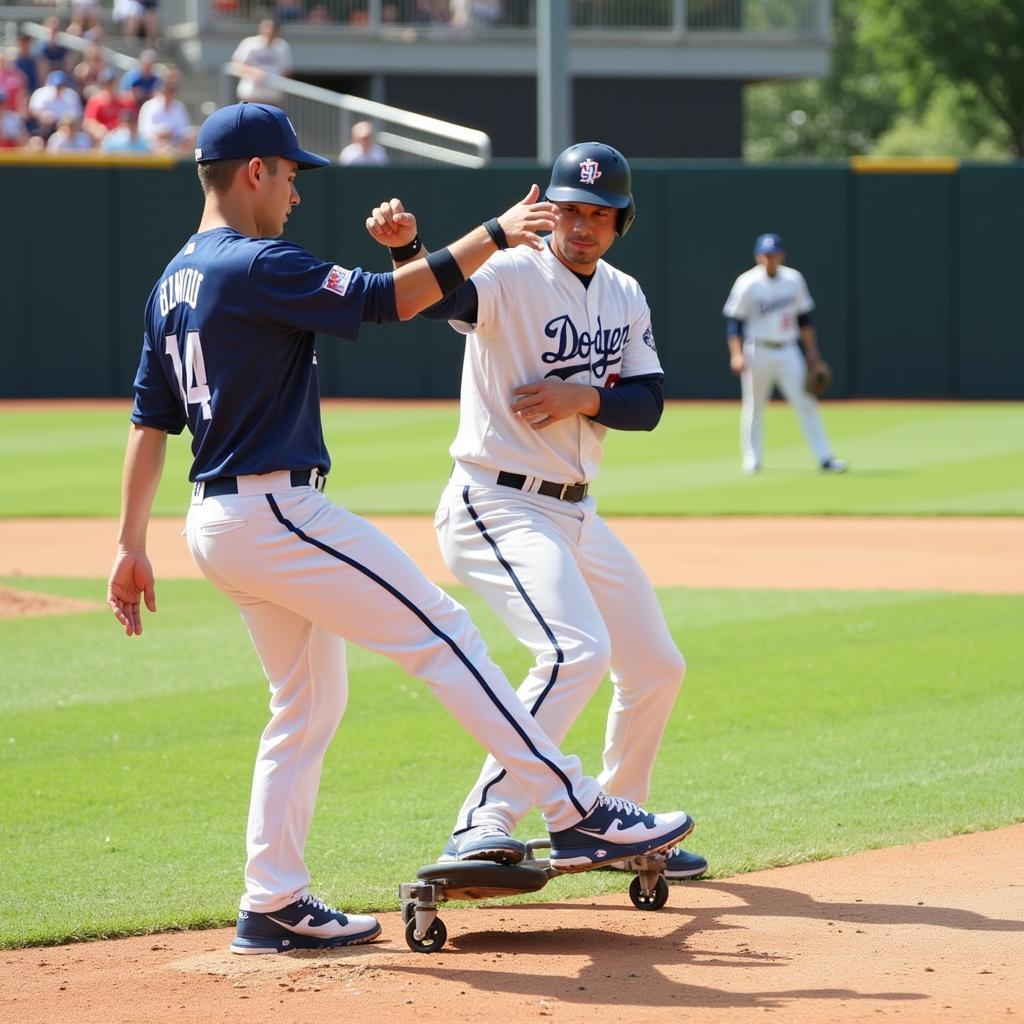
[165,332,212,421]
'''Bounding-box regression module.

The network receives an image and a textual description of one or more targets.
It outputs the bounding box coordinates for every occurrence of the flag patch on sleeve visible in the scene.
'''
[322,265,352,296]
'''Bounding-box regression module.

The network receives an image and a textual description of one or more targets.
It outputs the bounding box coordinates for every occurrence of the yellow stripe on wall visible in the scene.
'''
[0,152,177,169]
[850,156,959,174]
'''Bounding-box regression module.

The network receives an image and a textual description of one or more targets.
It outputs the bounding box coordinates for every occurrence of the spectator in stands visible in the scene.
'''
[137,69,192,152]
[84,67,129,140]
[0,88,28,149]
[29,71,83,139]
[120,50,162,103]
[46,112,93,152]
[274,0,306,23]
[36,18,74,78]
[451,0,498,26]
[100,107,152,153]
[14,33,40,97]
[73,42,109,99]
[231,19,293,106]
[71,0,103,35]
[0,50,28,115]
[339,120,389,165]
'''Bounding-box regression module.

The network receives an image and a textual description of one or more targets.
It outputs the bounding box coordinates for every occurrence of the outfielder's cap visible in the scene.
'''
[194,102,330,170]
[753,233,785,254]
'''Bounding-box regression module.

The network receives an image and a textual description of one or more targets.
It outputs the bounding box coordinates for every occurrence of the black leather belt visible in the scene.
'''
[199,470,326,498]
[759,340,791,349]
[496,470,588,503]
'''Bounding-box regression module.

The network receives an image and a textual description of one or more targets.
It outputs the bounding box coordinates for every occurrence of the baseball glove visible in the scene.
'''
[805,359,833,397]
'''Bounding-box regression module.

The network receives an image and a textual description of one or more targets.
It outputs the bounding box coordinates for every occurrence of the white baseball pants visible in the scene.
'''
[740,341,834,470]
[185,477,600,912]
[436,466,686,837]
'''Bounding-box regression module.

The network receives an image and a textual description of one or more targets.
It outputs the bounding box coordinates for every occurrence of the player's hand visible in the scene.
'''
[107,548,157,637]
[365,198,419,249]
[511,379,600,430]
[496,184,559,251]
[729,352,747,374]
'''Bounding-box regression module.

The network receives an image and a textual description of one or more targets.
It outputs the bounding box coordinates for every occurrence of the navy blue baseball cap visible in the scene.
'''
[194,102,330,170]
[753,233,785,254]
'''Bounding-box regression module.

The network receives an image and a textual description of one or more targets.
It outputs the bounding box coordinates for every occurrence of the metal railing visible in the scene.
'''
[111,0,829,37]
[14,17,142,71]
[222,66,491,166]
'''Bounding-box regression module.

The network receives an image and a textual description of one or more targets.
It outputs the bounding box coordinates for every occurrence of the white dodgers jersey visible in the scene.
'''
[722,264,814,344]
[449,243,662,483]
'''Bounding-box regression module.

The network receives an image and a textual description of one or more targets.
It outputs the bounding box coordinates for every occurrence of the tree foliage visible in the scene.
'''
[862,0,1024,156]
[744,0,901,159]
[745,0,1019,159]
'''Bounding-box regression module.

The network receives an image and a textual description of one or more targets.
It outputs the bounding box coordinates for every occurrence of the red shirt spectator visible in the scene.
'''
[83,67,130,135]
[0,53,27,113]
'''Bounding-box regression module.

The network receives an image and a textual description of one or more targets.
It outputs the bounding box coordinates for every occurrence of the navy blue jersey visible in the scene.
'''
[131,227,395,481]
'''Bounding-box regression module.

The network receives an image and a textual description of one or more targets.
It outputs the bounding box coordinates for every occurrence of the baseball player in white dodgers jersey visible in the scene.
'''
[366,142,706,880]
[723,233,847,474]
[106,106,695,955]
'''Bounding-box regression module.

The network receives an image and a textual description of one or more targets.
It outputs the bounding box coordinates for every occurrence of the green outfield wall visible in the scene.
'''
[3,158,1021,399]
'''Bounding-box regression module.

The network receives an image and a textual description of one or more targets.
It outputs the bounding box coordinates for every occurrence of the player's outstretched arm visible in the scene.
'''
[379,185,557,320]
[107,424,166,637]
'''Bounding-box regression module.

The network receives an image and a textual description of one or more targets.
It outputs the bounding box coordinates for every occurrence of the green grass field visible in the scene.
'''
[1,400,1022,516]
[0,399,1022,949]
[1,577,1021,949]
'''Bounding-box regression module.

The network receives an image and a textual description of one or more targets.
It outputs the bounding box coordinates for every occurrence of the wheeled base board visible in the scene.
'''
[398,839,671,952]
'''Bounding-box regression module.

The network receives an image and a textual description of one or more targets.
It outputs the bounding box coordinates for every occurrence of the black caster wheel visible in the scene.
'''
[405,915,448,953]
[629,874,669,910]
[401,901,415,925]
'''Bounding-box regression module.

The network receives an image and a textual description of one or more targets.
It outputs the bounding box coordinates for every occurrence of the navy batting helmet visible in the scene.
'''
[545,142,636,237]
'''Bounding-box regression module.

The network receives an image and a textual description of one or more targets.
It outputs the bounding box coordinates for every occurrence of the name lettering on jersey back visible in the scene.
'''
[159,267,204,317]
[542,313,626,381]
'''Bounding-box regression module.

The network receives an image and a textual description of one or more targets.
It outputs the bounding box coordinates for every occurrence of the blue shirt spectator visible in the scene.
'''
[120,50,161,102]
[15,33,40,94]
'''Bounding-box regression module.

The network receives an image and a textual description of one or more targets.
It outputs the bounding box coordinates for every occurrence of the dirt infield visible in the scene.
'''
[2,515,1022,593]
[3,826,1021,1024]
[2,514,1022,1022]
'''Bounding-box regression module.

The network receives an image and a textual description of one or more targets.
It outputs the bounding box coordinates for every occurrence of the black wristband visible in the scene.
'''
[483,217,509,250]
[389,235,422,262]
[425,247,465,295]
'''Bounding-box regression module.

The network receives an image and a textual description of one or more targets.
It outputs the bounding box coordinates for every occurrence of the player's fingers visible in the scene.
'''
[108,597,129,628]
[519,183,540,205]
[144,583,156,614]
[511,393,545,412]
[388,197,405,215]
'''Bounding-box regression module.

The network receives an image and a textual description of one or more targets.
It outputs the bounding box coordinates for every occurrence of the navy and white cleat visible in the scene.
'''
[602,846,708,880]
[437,824,526,865]
[548,794,694,872]
[230,894,381,954]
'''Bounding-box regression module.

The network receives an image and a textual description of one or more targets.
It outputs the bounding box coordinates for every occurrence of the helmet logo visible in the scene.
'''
[578,159,602,185]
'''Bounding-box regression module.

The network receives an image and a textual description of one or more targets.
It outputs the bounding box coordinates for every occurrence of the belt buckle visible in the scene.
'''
[557,482,570,501]
[310,468,326,493]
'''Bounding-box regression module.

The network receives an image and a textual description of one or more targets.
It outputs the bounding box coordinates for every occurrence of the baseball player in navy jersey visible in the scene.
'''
[723,233,846,474]
[366,142,706,880]
[106,105,695,955]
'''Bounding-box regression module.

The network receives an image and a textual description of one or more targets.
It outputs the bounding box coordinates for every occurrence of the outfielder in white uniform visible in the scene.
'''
[723,233,846,474]
[367,142,706,880]
[108,108,696,956]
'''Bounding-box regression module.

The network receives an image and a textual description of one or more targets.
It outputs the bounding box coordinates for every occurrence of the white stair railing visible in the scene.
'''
[221,67,491,167]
